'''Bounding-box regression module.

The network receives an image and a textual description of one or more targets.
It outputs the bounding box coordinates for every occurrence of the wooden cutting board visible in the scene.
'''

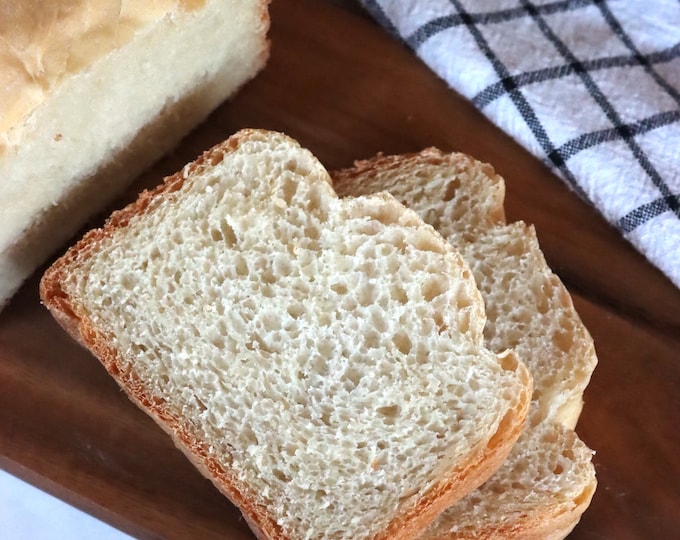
[1,1,679,538]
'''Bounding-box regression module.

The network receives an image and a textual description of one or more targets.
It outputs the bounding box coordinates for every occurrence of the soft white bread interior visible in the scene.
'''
[0,0,270,310]
[333,149,597,429]
[332,149,597,539]
[421,422,597,540]
[40,129,532,540]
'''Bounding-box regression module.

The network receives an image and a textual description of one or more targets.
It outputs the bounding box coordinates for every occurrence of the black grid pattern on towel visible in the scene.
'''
[361,0,680,236]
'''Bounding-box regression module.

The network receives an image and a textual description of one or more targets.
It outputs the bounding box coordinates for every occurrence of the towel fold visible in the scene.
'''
[362,0,680,289]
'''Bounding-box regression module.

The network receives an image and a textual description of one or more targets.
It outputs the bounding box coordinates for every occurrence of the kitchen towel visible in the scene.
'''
[361,0,680,289]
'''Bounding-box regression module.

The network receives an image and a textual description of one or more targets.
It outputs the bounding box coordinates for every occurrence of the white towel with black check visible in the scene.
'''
[361,0,680,289]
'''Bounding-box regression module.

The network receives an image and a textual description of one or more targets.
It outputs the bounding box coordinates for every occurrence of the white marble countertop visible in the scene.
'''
[0,469,133,540]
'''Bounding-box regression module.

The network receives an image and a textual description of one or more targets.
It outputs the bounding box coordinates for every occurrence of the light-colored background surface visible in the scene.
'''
[0,469,131,540]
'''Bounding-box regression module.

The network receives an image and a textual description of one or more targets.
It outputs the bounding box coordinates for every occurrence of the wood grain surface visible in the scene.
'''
[1,0,679,538]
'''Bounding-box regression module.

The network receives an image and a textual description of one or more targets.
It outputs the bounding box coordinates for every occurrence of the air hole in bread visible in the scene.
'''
[364,330,381,350]
[414,230,446,254]
[311,355,329,377]
[306,184,321,210]
[561,447,576,461]
[536,292,550,314]
[442,178,461,201]
[171,230,184,245]
[573,486,594,506]
[553,327,574,353]
[287,303,304,320]
[422,276,445,301]
[343,366,362,389]
[498,351,519,372]
[393,332,412,355]
[234,255,248,277]
[415,345,428,365]
[357,281,377,307]
[206,151,225,168]
[245,335,269,353]
[455,311,469,334]
[281,178,297,204]
[273,469,291,483]
[376,405,401,418]
[261,268,276,285]
[261,285,275,298]
[369,309,387,334]
[273,254,293,278]
[304,225,321,241]
[120,272,136,290]
[371,203,403,226]
[283,159,299,172]
[331,283,348,295]
[506,237,524,258]
[221,219,238,246]
[391,284,408,304]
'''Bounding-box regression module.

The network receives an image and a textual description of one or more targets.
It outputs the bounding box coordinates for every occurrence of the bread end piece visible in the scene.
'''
[1,0,271,311]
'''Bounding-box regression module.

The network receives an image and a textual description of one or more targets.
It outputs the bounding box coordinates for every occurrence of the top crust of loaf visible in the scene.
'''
[0,0,203,147]
[0,0,271,311]
[41,129,531,540]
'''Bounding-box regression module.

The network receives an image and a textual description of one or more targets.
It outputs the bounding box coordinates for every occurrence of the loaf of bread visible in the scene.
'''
[0,0,270,310]
[333,149,597,539]
[41,129,532,540]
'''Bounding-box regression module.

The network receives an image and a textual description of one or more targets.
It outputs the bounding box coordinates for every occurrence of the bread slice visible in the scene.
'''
[41,129,532,540]
[0,0,270,310]
[420,422,597,540]
[332,149,597,539]
[332,149,597,429]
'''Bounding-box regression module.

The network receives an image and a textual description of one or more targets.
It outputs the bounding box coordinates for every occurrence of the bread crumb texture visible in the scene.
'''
[56,130,529,540]
[332,149,597,540]
[423,422,596,539]
[333,150,596,428]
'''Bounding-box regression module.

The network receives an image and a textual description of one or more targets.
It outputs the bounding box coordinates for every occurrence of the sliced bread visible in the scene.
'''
[420,422,597,540]
[332,149,597,429]
[40,129,532,540]
[332,148,597,539]
[0,0,270,310]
